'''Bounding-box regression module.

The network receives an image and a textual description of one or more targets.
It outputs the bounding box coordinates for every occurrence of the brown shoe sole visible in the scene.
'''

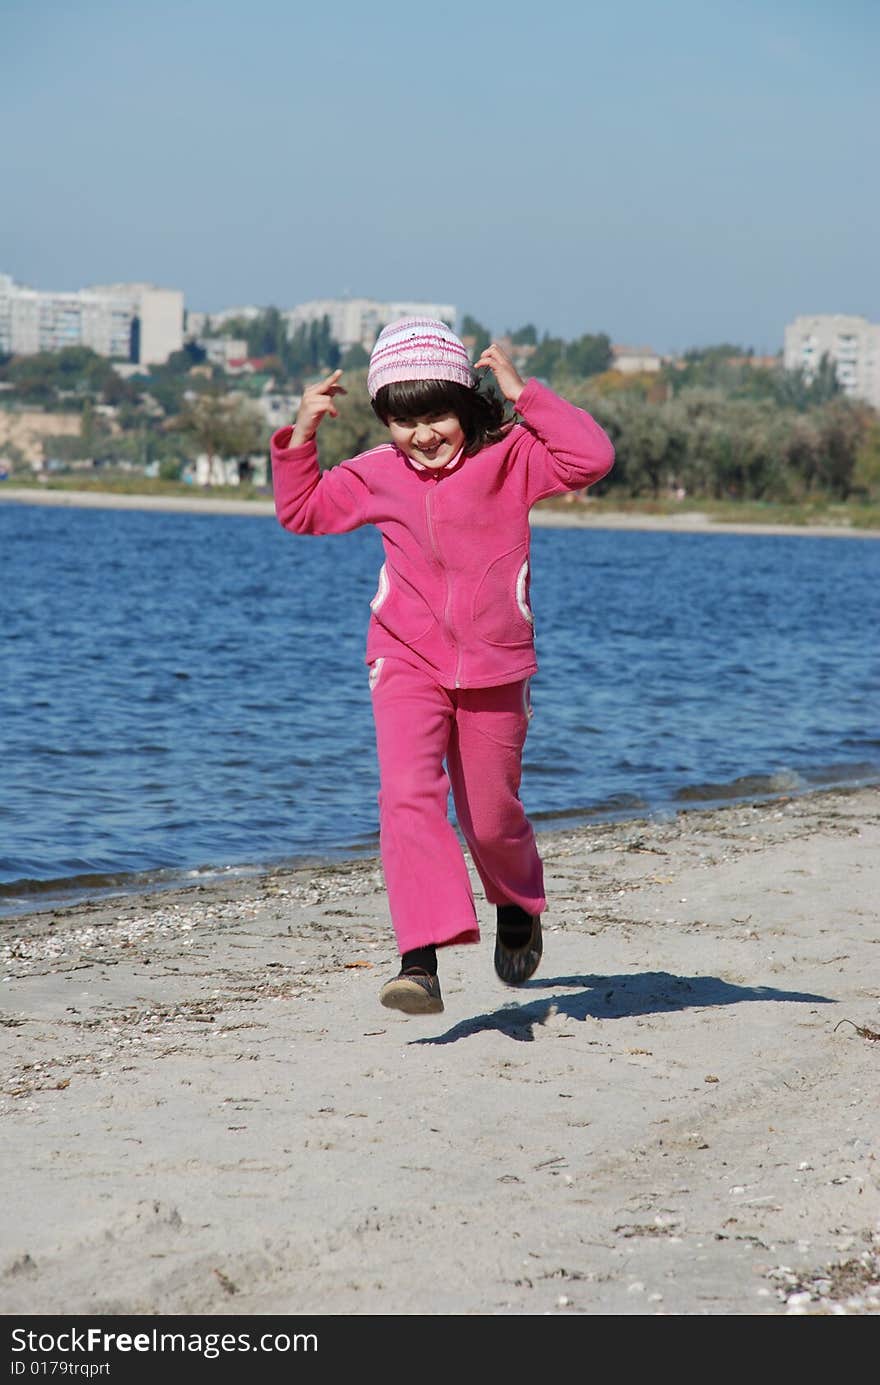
[379,975,444,1015]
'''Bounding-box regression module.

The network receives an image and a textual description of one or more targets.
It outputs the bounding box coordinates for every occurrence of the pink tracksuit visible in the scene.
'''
[271,378,615,953]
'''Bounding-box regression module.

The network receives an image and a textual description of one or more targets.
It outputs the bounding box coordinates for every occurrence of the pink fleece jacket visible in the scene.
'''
[271,378,614,689]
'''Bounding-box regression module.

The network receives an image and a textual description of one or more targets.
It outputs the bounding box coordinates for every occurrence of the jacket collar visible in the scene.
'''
[402,445,465,476]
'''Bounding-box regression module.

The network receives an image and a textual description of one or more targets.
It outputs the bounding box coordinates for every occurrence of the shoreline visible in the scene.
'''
[4,773,879,925]
[2,484,879,538]
[2,780,879,1315]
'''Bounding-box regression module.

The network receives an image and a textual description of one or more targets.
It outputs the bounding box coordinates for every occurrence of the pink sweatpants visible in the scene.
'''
[368,656,546,955]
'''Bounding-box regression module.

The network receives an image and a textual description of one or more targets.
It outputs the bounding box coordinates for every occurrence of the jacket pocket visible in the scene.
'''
[370,562,390,614]
[369,564,435,642]
[368,657,386,692]
[471,547,535,648]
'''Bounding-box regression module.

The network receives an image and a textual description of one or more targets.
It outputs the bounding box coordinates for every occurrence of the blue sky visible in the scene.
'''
[2,0,877,353]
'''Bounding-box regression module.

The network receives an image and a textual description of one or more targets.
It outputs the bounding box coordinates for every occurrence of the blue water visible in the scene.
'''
[2,503,879,917]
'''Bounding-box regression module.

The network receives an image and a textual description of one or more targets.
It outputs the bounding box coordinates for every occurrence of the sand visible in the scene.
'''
[2,785,879,1317]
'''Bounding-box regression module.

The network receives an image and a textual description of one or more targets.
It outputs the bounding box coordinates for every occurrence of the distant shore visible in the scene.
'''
[2,485,879,538]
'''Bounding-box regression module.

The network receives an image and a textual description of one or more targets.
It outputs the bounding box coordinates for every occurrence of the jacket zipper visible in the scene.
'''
[425,484,462,688]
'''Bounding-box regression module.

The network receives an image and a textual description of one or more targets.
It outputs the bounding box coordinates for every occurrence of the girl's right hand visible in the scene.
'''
[474,343,525,405]
[291,369,347,446]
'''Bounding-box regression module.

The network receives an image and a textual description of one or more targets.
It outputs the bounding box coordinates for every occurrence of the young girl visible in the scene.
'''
[271,318,614,1016]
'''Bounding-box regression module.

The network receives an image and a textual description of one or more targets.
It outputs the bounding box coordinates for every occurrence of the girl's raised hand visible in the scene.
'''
[291,369,347,446]
[474,343,525,405]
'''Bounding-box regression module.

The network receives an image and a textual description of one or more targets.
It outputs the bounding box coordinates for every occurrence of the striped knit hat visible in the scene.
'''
[367,317,474,399]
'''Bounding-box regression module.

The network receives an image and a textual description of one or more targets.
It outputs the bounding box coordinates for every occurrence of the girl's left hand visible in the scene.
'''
[474,343,526,405]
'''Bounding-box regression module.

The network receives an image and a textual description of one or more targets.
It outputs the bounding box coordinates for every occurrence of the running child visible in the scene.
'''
[271,318,614,1015]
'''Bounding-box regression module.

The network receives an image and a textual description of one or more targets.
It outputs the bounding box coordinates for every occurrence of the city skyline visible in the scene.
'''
[3,1,878,356]
[6,268,880,406]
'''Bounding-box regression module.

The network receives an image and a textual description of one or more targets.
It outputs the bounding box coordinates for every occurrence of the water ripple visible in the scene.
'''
[1,507,879,914]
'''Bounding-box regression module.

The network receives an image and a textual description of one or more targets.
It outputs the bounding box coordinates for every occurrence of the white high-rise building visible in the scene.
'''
[283,297,457,352]
[784,314,880,409]
[89,283,184,365]
[0,274,183,365]
[0,274,133,358]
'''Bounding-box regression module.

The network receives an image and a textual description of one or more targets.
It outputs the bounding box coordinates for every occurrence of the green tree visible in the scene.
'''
[341,342,370,370]
[207,315,254,340]
[461,314,491,357]
[811,399,863,498]
[145,361,213,417]
[147,375,192,417]
[312,316,340,370]
[46,398,117,465]
[177,392,266,484]
[160,342,208,375]
[0,440,26,473]
[2,346,120,406]
[508,323,538,345]
[805,352,843,406]
[100,370,140,407]
[851,415,880,499]
[668,345,752,395]
[158,456,185,481]
[564,333,612,379]
[599,398,686,497]
[528,335,566,380]
[245,306,286,359]
[307,369,388,469]
[282,315,341,380]
[42,433,89,465]
[529,332,611,384]
[80,397,100,457]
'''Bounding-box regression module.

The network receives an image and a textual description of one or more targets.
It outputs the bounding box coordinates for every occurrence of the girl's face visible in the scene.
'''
[387,409,466,469]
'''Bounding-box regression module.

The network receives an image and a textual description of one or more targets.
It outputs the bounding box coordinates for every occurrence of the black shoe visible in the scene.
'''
[379,967,444,1015]
[494,905,543,985]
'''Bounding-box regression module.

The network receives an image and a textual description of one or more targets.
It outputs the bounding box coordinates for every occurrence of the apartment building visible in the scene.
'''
[784,313,880,409]
[283,297,457,352]
[0,274,184,366]
[86,283,184,366]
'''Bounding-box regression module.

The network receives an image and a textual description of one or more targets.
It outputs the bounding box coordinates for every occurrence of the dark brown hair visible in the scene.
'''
[371,377,512,456]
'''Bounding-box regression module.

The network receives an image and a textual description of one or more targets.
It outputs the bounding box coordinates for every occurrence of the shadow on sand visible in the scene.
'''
[411,970,834,1045]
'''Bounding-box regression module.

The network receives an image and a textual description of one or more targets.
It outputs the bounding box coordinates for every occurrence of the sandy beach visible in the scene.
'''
[2,784,879,1317]
[2,484,879,539]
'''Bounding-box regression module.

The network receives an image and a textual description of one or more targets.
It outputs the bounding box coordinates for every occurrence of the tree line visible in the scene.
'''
[567,383,879,502]
[1,314,878,500]
[309,338,879,504]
